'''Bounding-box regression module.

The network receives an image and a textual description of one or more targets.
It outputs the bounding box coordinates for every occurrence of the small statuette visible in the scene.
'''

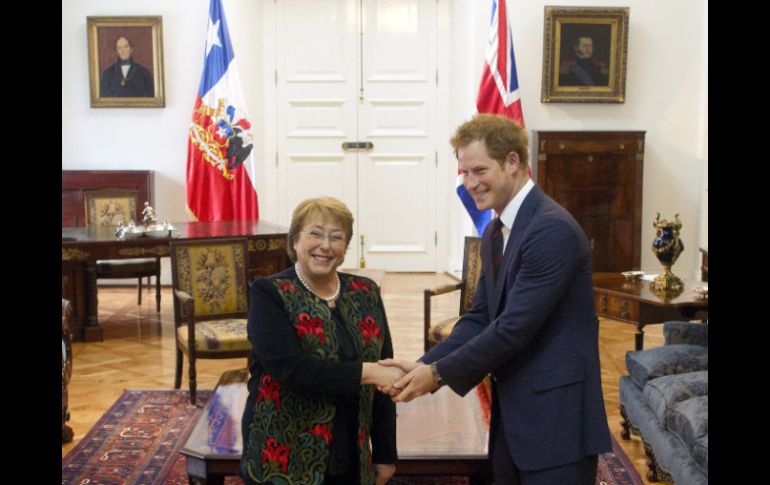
[115,220,126,241]
[141,201,157,228]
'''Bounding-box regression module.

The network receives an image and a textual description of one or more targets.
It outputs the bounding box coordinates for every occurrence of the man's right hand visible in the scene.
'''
[377,359,420,396]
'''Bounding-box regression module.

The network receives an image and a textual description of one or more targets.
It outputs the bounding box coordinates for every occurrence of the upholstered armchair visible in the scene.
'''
[423,236,482,353]
[170,237,252,405]
[84,189,161,312]
[62,298,74,443]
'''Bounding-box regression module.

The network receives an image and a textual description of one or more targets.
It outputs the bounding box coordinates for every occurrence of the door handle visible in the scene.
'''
[342,141,374,150]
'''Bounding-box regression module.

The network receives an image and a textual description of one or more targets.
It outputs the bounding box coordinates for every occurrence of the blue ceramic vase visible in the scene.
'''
[650,213,684,292]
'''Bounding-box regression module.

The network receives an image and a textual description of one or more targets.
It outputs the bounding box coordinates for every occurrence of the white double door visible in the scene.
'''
[275,0,438,271]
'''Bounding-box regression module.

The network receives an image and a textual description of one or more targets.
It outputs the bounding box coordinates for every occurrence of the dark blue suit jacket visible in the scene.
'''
[423,185,611,471]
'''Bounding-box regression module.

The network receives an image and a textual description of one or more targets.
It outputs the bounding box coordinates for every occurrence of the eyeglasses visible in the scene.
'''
[301,229,346,245]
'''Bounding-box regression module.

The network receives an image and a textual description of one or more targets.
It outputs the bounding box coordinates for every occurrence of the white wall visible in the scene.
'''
[443,0,708,278]
[62,0,263,223]
[63,0,707,279]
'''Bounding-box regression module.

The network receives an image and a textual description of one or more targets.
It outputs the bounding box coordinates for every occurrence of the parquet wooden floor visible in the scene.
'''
[62,273,668,484]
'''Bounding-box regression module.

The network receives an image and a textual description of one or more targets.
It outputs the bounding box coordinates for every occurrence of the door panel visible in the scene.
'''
[276,0,359,267]
[276,0,437,271]
[358,0,436,270]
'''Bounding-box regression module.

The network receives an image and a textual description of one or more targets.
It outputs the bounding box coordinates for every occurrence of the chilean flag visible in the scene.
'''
[457,0,525,235]
[186,0,259,221]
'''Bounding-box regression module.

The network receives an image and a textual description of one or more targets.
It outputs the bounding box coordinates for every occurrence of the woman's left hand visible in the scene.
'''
[374,463,396,485]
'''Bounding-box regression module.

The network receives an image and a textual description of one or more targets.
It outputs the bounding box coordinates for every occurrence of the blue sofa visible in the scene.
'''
[619,321,708,484]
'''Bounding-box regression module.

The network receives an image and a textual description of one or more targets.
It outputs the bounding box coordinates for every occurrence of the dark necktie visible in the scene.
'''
[491,218,504,282]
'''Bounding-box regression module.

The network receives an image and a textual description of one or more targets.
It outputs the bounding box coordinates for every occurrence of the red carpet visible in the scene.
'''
[62,390,642,485]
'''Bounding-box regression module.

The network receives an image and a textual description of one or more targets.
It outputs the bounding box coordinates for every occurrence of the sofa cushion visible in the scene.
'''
[692,433,708,473]
[665,395,708,454]
[664,321,708,347]
[626,344,708,388]
[643,370,708,424]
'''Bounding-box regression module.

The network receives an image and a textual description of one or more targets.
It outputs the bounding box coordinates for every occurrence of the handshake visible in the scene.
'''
[362,359,441,403]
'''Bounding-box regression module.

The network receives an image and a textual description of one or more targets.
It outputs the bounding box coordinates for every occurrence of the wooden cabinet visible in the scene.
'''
[533,131,644,273]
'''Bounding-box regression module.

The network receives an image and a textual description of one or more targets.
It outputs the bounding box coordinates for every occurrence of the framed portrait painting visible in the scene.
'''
[87,16,165,108]
[541,7,629,103]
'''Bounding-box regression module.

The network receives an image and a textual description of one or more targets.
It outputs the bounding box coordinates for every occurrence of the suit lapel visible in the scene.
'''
[489,186,544,317]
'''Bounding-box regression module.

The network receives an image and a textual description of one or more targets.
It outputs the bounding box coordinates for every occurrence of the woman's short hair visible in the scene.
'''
[286,196,354,262]
[449,113,529,168]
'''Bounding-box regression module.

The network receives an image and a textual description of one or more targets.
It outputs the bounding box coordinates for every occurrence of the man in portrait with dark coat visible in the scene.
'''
[100,36,155,97]
[559,35,609,86]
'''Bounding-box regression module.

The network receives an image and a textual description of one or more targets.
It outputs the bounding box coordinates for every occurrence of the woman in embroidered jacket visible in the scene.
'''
[241,197,403,485]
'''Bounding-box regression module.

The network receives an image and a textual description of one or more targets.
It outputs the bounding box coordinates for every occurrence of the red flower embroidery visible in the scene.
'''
[357,316,381,346]
[294,312,326,344]
[309,423,333,444]
[279,280,299,292]
[358,426,367,447]
[260,438,290,473]
[256,374,281,409]
[350,278,371,293]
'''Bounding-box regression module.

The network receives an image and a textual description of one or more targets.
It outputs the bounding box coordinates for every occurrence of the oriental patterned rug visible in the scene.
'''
[62,390,642,485]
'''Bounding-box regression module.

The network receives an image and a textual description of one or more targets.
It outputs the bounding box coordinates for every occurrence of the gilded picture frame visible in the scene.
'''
[541,7,629,103]
[87,16,165,108]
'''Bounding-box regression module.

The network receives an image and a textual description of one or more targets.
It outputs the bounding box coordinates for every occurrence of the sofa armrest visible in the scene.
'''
[663,321,708,347]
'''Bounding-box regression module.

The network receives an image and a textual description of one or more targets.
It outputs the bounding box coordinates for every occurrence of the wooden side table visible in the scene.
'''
[593,274,708,350]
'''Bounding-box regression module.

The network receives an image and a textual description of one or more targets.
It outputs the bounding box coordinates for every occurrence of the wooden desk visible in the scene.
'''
[181,369,492,485]
[62,220,290,341]
[593,274,708,350]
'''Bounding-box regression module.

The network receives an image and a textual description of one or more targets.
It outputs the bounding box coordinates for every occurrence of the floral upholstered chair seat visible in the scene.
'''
[175,318,250,352]
[84,189,162,312]
[170,237,252,404]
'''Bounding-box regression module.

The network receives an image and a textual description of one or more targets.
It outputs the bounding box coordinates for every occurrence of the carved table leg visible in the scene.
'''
[83,262,103,342]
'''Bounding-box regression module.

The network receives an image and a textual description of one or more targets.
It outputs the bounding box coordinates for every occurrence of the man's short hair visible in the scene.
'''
[115,36,133,48]
[450,114,528,168]
[574,35,593,47]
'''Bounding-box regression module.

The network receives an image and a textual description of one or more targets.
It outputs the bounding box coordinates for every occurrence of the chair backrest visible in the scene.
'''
[169,237,250,323]
[84,189,140,227]
[459,236,482,315]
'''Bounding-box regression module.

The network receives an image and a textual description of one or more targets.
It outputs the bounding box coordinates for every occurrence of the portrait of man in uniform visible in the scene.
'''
[541,7,629,103]
[558,24,612,87]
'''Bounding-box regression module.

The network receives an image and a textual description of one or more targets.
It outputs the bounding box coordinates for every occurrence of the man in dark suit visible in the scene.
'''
[100,36,154,97]
[381,113,611,484]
